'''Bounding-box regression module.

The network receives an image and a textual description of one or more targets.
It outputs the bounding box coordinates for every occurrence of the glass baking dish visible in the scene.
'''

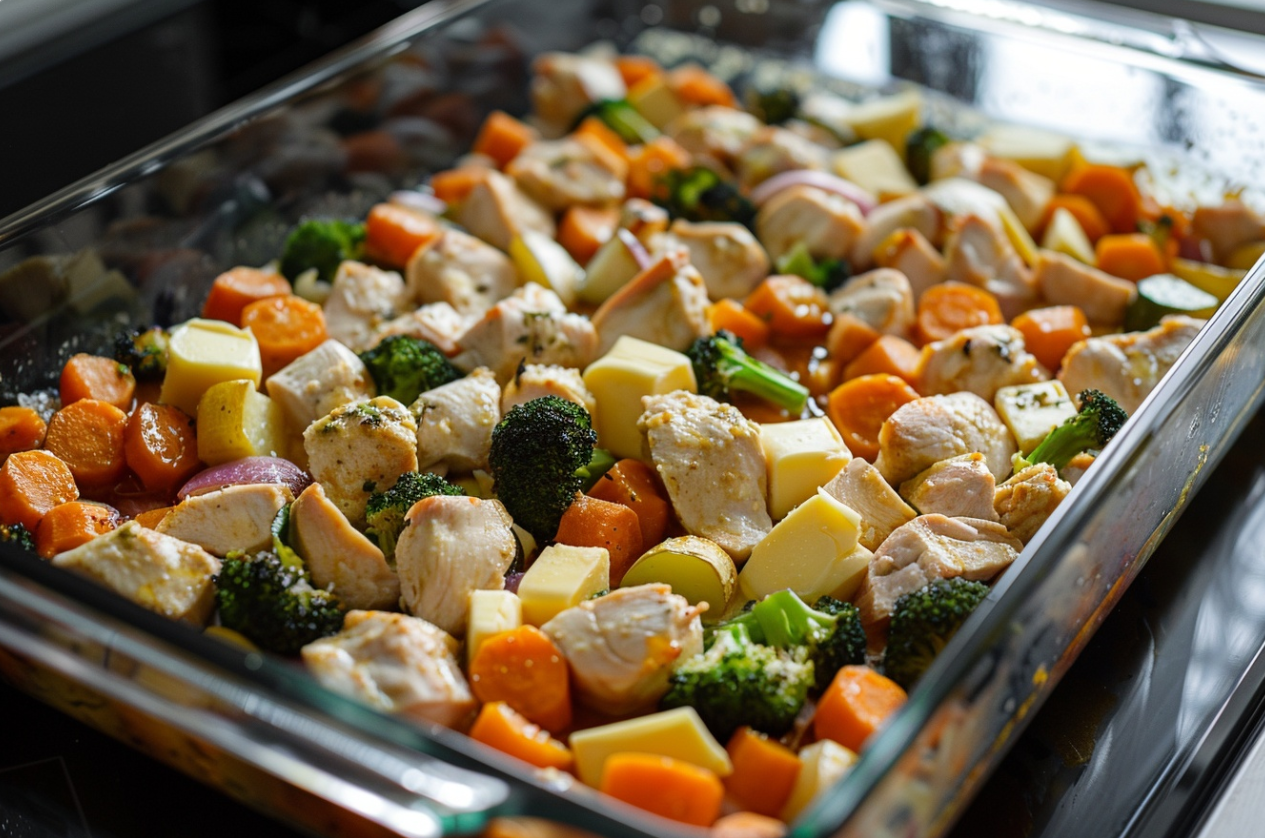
[3,0,1265,835]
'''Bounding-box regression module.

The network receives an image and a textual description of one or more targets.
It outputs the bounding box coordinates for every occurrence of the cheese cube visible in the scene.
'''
[832,140,918,201]
[466,590,523,666]
[196,379,287,465]
[761,417,852,520]
[994,381,1078,455]
[160,318,262,416]
[839,90,922,153]
[781,740,858,821]
[628,74,686,130]
[979,124,1076,182]
[1041,207,1095,264]
[582,336,696,460]
[569,706,732,787]
[827,544,874,603]
[517,544,610,626]
[739,489,862,602]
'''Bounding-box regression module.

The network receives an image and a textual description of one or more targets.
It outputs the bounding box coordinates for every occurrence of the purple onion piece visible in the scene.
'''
[504,571,525,595]
[616,227,653,271]
[749,170,878,215]
[177,457,312,501]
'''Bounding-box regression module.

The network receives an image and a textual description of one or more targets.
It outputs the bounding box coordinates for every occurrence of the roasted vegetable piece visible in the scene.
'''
[279,218,367,283]
[654,167,757,228]
[882,577,989,689]
[905,126,950,186]
[113,326,170,380]
[725,590,866,689]
[685,330,809,415]
[0,522,35,553]
[577,98,660,144]
[775,241,851,293]
[746,87,800,126]
[1014,388,1128,472]
[358,335,463,407]
[214,549,345,655]
[364,471,466,561]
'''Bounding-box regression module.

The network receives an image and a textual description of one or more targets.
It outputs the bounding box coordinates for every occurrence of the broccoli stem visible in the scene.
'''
[1023,421,1097,471]
[575,447,617,492]
[720,344,810,415]
[750,589,831,646]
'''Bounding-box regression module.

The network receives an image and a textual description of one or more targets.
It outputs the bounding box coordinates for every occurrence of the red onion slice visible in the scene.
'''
[616,227,653,271]
[177,457,312,501]
[749,170,878,215]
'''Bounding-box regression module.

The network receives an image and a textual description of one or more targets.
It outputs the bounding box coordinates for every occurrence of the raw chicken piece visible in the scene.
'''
[821,458,917,552]
[667,219,770,300]
[918,324,1049,402]
[899,453,1000,522]
[873,227,947,299]
[454,283,598,384]
[541,584,704,714]
[944,214,1038,319]
[667,106,763,166]
[994,462,1071,544]
[266,339,375,434]
[530,52,626,134]
[507,138,626,211]
[372,302,470,356]
[290,482,400,611]
[1059,315,1202,415]
[302,610,476,728]
[876,392,1017,485]
[455,170,555,252]
[591,251,710,356]
[413,367,501,473]
[736,126,829,188]
[1033,250,1136,327]
[406,228,519,318]
[640,391,771,561]
[394,495,517,636]
[323,261,408,353]
[851,194,944,271]
[828,268,915,337]
[755,184,864,263]
[500,364,596,416]
[158,484,293,557]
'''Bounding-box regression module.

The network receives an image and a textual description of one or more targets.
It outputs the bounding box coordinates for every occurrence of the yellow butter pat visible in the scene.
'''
[739,489,862,602]
[160,318,262,416]
[517,544,610,627]
[582,336,696,460]
[761,417,851,520]
[569,706,732,787]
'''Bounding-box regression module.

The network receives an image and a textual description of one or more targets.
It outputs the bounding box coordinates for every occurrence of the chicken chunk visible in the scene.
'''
[667,219,770,299]
[899,454,1000,521]
[855,514,1020,634]
[541,584,704,714]
[828,268,915,337]
[507,138,626,211]
[455,170,556,252]
[501,363,596,416]
[977,157,1056,233]
[736,126,829,188]
[406,228,519,318]
[755,184,865,263]
[944,214,1038,319]
[290,482,400,611]
[413,367,501,472]
[876,392,1018,485]
[821,458,917,552]
[530,52,626,134]
[667,105,763,167]
[395,495,516,636]
[53,522,220,625]
[1059,315,1202,415]
[994,462,1071,543]
[619,198,671,245]
[303,397,419,526]
[454,283,599,384]
[873,227,947,299]
[323,261,408,352]
[1191,200,1265,263]
[640,391,772,560]
[851,193,944,271]
[918,324,1049,401]
[372,301,470,356]
[1034,250,1136,327]
[302,610,476,728]
[266,339,375,433]
[591,251,710,356]
[157,484,292,557]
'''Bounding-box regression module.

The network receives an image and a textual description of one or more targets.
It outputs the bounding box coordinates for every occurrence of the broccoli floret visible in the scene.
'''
[906,126,951,186]
[358,335,463,407]
[113,326,169,380]
[576,99,660,144]
[1015,389,1128,472]
[214,550,345,655]
[725,590,866,689]
[775,241,851,293]
[365,471,466,560]
[0,522,35,553]
[662,622,813,741]
[686,330,809,415]
[746,87,800,126]
[279,218,366,283]
[882,577,989,689]
[653,167,757,229]
[488,396,613,542]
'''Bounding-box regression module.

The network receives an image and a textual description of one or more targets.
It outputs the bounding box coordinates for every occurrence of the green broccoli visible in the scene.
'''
[661,622,814,741]
[359,335,463,407]
[279,218,366,283]
[1014,389,1128,472]
[576,99,660,144]
[488,396,613,542]
[746,87,800,126]
[905,126,951,185]
[686,330,809,415]
[365,472,466,561]
[113,326,170,380]
[882,577,990,689]
[653,167,757,229]
[214,549,345,656]
[0,522,35,553]
[724,590,866,689]
[775,241,851,293]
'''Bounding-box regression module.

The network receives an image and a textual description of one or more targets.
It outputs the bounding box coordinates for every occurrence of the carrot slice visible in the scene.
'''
[123,403,202,495]
[364,203,441,269]
[913,282,1004,346]
[724,727,802,818]
[469,701,574,771]
[44,399,129,488]
[468,626,572,734]
[745,275,831,341]
[0,450,80,531]
[473,110,538,169]
[842,335,922,388]
[825,313,881,367]
[1038,194,1111,243]
[1061,163,1145,235]
[600,753,724,827]
[134,506,173,529]
[587,459,671,550]
[1011,305,1091,371]
[35,501,120,558]
[0,406,48,459]
[240,295,328,379]
[558,205,620,266]
[59,354,136,410]
[614,55,663,89]
[201,267,291,327]
[827,374,921,462]
[707,299,771,349]
[668,64,738,108]
[627,137,691,200]
[1094,232,1167,282]
[814,665,908,753]
[555,494,645,586]
[430,165,490,206]
[574,117,632,167]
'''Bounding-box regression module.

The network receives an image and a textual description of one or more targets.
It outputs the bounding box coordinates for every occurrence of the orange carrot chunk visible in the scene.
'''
[240,295,329,379]
[707,299,772,349]
[827,374,921,462]
[468,626,572,734]
[0,406,48,459]
[1061,163,1145,235]
[599,753,725,827]
[842,335,922,388]
[59,354,136,410]
[123,403,203,495]
[814,665,908,753]
[0,449,80,531]
[587,459,672,549]
[724,727,803,818]
[627,137,691,201]
[201,267,291,326]
[472,110,539,169]
[555,494,645,586]
[745,275,832,341]
[1011,306,1091,371]
[469,701,574,771]
[826,313,882,368]
[430,165,490,206]
[1094,233,1167,282]
[134,506,174,529]
[1038,194,1112,243]
[913,282,1004,346]
[668,64,738,108]
[614,55,663,89]
[35,501,121,558]
[44,399,129,489]
[573,117,632,167]
[364,203,442,269]
[558,205,620,266]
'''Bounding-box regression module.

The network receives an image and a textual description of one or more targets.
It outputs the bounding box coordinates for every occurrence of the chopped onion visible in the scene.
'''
[177,457,311,501]
[749,170,878,215]
[390,189,448,217]
[504,572,525,594]
[616,227,653,271]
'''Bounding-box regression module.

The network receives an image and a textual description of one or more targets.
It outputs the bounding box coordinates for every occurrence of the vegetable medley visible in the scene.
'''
[2,46,1263,834]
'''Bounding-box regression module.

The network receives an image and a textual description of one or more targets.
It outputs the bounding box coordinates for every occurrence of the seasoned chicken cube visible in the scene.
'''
[828,268,915,337]
[1059,315,1202,415]
[303,397,419,526]
[302,610,476,728]
[900,454,1000,522]
[371,302,470,356]
[507,138,626,211]
[157,484,292,557]
[755,184,865,263]
[266,339,375,433]
[917,324,1049,401]
[501,363,596,416]
[53,522,220,625]
[541,584,704,714]
[454,283,599,384]
[291,482,400,611]
[855,514,1020,634]
[873,227,947,299]
[667,219,770,300]
[1191,200,1265,263]
[530,52,626,134]
[591,251,710,356]
[405,228,519,318]
[455,170,555,252]
[640,391,772,560]
[944,215,1038,319]
[994,462,1071,543]
[736,126,829,188]
[851,193,944,271]
[977,157,1056,233]
[323,261,408,353]
[821,458,917,552]
[1034,250,1136,327]
[667,105,763,166]
[876,392,1018,485]
[413,367,501,473]
[395,495,517,636]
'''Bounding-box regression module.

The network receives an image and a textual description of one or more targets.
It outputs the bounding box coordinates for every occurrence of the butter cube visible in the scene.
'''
[781,740,858,822]
[467,590,523,666]
[517,544,610,626]
[569,706,732,787]
[832,140,918,201]
[160,318,262,416]
[196,379,287,465]
[994,381,1078,455]
[761,417,852,520]
[582,336,696,460]
[739,489,862,602]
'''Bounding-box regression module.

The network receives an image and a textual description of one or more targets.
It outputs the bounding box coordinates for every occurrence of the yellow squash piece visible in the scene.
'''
[466,590,523,666]
[738,489,865,602]
[831,139,918,201]
[510,230,583,308]
[581,335,697,460]
[1041,207,1095,265]
[627,74,686,130]
[760,417,852,521]
[840,90,922,154]
[517,543,610,627]
[1170,257,1247,303]
[978,124,1077,182]
[781,739,858,822]
[196,379,287,465]
[160,318,262,416]
[569,706,732,787]
[619,535,736,618]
